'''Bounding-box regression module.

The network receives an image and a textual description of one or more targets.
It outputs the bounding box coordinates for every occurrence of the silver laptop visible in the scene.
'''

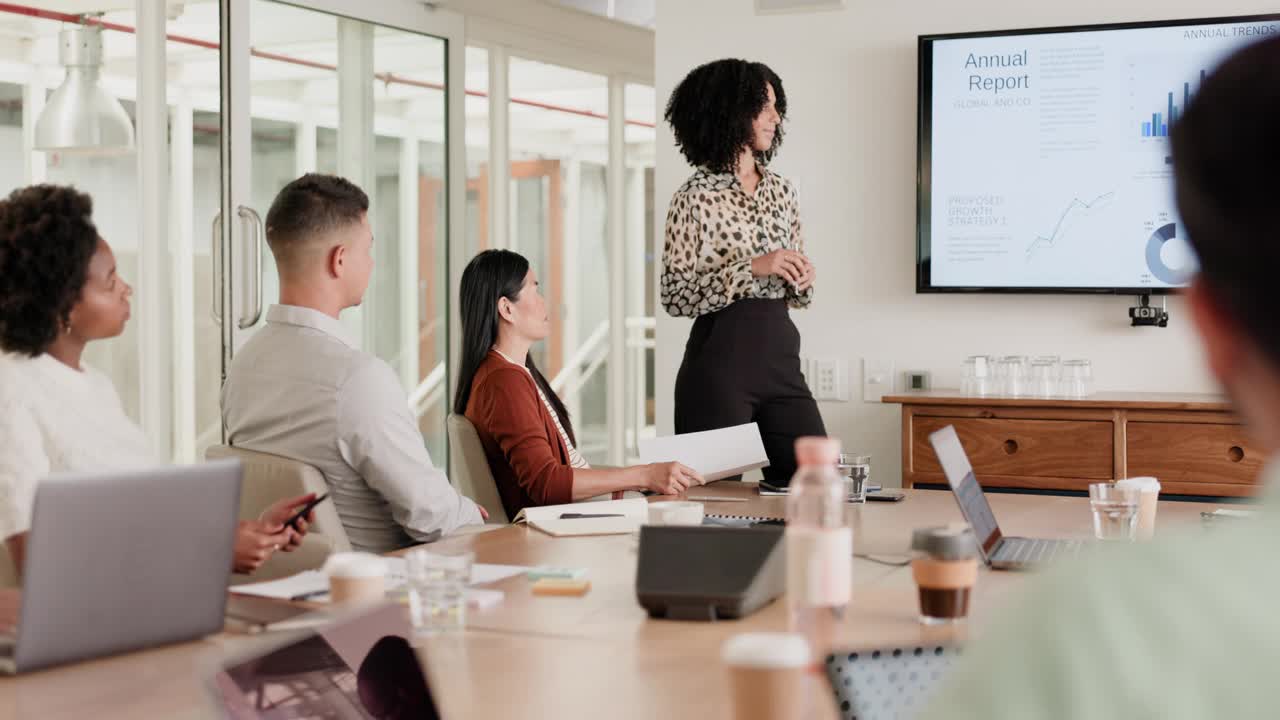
[0,459,242,674]
[929,426,1082,570]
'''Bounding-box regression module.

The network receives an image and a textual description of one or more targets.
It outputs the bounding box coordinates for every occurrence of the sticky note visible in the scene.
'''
[531,578,591,597]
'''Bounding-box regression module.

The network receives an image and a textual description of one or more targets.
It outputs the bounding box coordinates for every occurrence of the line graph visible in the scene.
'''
[1025,192,1116,261]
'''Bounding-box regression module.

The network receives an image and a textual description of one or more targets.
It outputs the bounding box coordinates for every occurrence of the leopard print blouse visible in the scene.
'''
[661,166,814,318]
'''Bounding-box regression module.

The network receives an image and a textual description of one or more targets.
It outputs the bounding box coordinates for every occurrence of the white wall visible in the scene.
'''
[654,0,1274,487]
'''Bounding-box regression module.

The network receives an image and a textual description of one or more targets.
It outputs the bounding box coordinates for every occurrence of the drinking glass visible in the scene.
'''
[405,549,473,636]
[1030,359,1059,398]
[1001,355,1029,397]
[1089,483,1139,541]
[1061,359,1093,398]
[963,355,992,397]
[837,453,871,503]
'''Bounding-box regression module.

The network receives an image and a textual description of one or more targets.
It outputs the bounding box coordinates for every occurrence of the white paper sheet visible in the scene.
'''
[230,563,531,601]
[638,422,770,482]
[230,570,328,600]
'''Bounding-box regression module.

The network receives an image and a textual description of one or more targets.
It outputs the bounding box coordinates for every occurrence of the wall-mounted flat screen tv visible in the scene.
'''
[917,14,1280,293]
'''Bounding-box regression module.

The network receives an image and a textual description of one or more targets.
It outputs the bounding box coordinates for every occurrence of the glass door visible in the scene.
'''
[216,0,461,460]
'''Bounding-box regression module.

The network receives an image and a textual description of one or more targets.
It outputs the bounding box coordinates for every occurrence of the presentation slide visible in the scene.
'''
[925,18,1279,289]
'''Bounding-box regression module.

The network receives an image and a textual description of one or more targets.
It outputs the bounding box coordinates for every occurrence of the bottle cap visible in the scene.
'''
[795,436,841,466]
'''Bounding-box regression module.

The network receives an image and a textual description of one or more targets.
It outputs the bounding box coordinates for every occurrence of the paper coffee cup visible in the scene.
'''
[324,552,387,605]
[648,501,704,526]
[1116,477,1161,541]
[722,633,810,720]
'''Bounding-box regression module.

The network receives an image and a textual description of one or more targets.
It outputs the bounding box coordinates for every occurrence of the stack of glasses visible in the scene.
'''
[961,355,1093,398]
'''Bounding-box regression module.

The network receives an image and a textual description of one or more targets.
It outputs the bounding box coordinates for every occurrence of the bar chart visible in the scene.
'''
[1140,69,1206,137]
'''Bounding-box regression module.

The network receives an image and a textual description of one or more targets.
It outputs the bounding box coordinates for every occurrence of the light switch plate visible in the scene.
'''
[862,358,896,403]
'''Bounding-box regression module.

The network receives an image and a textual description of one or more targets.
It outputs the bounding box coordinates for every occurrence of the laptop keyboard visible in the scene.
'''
[993,537,1082,566]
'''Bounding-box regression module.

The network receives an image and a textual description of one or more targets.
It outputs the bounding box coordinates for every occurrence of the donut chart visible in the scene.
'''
[1145,222,1190,285]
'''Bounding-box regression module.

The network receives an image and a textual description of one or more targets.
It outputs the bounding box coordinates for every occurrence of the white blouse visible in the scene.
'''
[0,353,153,540]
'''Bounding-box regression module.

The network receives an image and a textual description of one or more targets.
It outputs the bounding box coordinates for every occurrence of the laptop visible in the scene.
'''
[928,426,1082,570]
[208,602,439,719]
[0,459,242,674]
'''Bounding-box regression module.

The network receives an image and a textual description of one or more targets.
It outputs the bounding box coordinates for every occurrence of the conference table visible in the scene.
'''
[0,484,1222,719]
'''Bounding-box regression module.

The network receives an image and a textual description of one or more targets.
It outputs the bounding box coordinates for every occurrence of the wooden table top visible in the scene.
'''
[0,483,1222,720]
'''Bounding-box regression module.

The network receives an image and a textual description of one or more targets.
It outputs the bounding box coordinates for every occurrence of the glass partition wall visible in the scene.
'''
[0,1,653,471]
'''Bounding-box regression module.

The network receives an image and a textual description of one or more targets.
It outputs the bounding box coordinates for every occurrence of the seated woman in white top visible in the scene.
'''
[0,184,316,577]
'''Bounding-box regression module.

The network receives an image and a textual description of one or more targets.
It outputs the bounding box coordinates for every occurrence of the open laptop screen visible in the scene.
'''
[210,604,438,719]
[928,426,1002,556]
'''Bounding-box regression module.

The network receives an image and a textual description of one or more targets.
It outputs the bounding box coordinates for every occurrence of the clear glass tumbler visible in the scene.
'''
[1030,359,1059,398]
[837,453,871,503]
[405,549,473,636]
[964,355,992,397]
[1001,355,1029,397]
[1089,483,1139,541]
[1062,359,1093,398]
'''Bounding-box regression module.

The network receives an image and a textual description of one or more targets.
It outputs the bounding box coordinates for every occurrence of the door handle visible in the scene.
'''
[236,205,264,330]
[211,212,223,325]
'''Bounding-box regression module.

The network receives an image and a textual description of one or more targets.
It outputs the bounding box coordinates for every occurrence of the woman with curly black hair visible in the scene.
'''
[0,184,315,578]
[663,59,826,489]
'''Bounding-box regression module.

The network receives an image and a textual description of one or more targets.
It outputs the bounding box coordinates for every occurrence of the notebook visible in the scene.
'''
[703,511,785,528]
[513,498,649,536]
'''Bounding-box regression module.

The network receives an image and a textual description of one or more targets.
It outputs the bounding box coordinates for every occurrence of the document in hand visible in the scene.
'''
[513,498,650,537]
[637,422,770,483]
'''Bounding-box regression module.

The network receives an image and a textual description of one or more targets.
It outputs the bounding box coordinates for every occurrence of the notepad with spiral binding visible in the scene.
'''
[704,513,785,528]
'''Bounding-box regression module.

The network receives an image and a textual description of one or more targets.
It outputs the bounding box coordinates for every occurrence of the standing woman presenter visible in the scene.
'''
[662,59,826,488]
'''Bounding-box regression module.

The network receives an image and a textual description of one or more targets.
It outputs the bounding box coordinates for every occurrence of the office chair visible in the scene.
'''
[446,414,509,524]
[206,445,350,581]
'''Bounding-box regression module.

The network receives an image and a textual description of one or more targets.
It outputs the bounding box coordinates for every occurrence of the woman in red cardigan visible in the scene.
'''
[455,250,702,519]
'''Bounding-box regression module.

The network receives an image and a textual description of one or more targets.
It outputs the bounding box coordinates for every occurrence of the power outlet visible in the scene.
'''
[805,357,849,401]
[862,358,897,403]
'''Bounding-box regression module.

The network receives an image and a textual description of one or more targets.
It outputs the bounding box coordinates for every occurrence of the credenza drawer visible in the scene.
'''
[1127,422,1262,485]
[912,417,1113,480]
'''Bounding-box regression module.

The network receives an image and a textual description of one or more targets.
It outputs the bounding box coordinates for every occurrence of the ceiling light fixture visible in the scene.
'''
[34,20,135,156]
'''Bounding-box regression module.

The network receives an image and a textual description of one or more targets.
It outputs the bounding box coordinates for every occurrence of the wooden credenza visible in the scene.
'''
[884,391,1265,497]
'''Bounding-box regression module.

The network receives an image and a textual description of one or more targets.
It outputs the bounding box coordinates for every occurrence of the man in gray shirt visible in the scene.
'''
[222,174,484,553]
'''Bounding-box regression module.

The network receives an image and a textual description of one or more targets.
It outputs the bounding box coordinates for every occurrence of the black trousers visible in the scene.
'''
[674,298,827,487]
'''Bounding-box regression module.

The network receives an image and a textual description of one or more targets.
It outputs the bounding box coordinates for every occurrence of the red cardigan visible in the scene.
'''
[465,351,575,519]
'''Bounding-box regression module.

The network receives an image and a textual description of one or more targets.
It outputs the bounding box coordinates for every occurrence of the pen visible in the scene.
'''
[558,513,624,519]
[290,589,329,602]
[686,496,748,503]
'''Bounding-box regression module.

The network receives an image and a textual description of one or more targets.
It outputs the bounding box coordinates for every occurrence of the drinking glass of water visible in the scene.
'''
[1089,483,1139,541]
[405,549,473,636]
[837,453,871,503]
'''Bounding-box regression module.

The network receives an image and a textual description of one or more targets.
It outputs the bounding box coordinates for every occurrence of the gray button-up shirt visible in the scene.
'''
[222,304,482,553]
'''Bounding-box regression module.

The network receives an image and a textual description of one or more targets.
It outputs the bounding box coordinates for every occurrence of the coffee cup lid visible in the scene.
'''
[721,633,810,669]
[1116,476,1160,492]
[911,525,978,560]
[324,552,387,579]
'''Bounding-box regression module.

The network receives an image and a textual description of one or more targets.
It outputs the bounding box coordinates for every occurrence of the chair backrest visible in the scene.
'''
[825,644,962,720]
[446,414,508,524]
[206,445,351,564]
